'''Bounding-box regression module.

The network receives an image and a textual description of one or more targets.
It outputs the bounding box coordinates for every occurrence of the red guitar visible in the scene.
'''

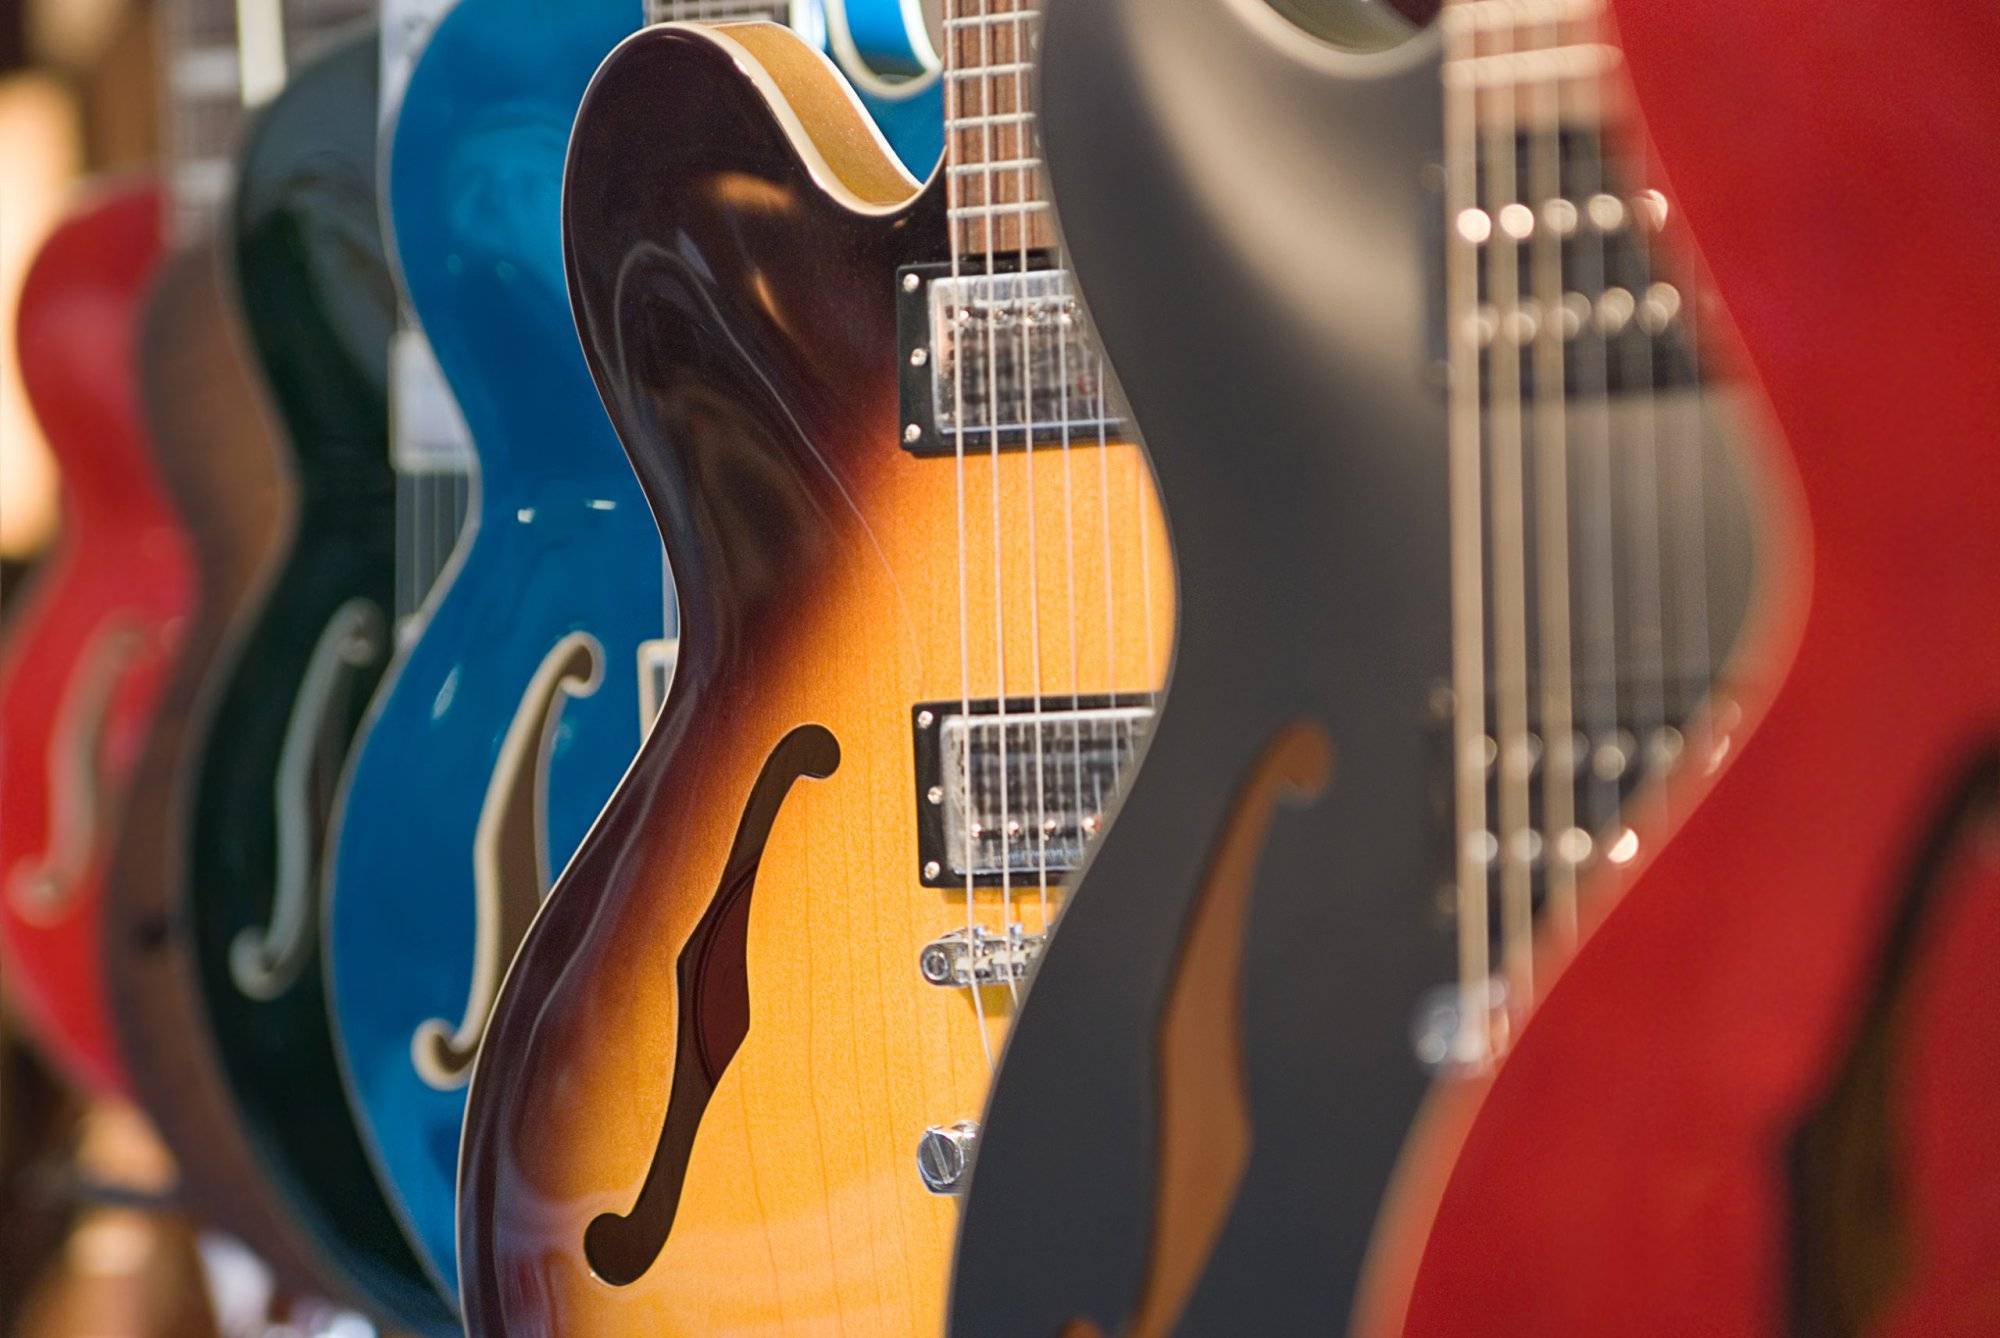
[1369,3,2000,1334]
[0,180,190,1098]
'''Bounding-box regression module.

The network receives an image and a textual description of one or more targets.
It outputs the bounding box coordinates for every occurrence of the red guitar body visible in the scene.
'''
[1384,5,2000,1335]
[0,180,190,1098]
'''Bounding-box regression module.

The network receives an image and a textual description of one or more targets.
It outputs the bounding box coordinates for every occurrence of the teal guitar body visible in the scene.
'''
[178,29,455,1333]
[323,0,942,1305]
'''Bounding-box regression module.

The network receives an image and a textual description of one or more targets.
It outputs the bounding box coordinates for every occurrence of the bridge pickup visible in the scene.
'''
[896,255,1125,456]
[1424,126,1711,400]
[913,694,1154,887]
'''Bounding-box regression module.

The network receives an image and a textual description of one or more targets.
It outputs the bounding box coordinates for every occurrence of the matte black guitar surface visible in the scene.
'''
[951,15,1452,1332]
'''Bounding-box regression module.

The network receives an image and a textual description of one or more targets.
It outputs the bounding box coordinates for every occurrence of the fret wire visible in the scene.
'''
[947,157,1042,176]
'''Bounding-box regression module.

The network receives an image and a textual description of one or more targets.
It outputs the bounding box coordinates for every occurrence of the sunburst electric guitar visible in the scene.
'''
[952,0,2000,1334]
[457,9,1173,1332]
[324,0,948,1305]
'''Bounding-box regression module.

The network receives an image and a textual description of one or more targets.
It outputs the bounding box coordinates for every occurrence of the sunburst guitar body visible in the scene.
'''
[458,17,1172,1334]
[0,180,188,1101]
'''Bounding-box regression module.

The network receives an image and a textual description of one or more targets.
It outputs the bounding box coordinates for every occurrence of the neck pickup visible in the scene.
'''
[898,256,1127,456]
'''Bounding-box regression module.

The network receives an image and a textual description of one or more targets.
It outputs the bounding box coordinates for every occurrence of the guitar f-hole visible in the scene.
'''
[584,722,841,1287]
[1788,748,2000,1338]
[1075,719,1333,1338]
[412,632,604,1091]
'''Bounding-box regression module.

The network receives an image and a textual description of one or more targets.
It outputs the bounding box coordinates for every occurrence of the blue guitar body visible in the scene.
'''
[323,0,944,1305]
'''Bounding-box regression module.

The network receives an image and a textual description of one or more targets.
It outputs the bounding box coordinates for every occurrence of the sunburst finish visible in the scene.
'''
[458,23,1172,1334]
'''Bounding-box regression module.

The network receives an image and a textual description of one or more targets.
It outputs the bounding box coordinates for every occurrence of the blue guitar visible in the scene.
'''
[322,0,944,1305]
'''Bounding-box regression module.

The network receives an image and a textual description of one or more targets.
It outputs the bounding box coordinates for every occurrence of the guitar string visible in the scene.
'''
[1616,82,1668,862]
[1567,0,1620,921]
[1005,3,1055,936]
[1441,0,1492,1066]
[1092,127,1131,885]
[1484,2,1535,1017]
[973,0,1026,1014]
[1049,38,1088,985]
[1670,173,1716,790]
[946,0,996,1065]
[1527,0,1578,949]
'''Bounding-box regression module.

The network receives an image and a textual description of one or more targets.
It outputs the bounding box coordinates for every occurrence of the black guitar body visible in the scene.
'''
[951,3,1753,1333]
[951,13,1450,1334]
[176,31,449,1331]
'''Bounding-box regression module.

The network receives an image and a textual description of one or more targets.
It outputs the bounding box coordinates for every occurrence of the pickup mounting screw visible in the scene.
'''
[916,710,935,728]
[904,423,923,444]
[923,860,942,880]
[910,346,928,367]
[903,272,921,292]
[927,785,944,805]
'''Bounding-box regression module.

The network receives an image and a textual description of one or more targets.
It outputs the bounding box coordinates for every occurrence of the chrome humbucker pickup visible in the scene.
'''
[919,925,1046,989]
[912,694,1154,887]
[896,256,1124,456]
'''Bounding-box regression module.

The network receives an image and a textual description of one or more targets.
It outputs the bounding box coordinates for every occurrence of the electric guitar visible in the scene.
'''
[0,179,187,1102]
[324,0,669,1306]
[951,0,2000,1334]
[103,0,388,1308]
[323,0,945,1305]
[457,11,1172,1331]
[105,3,454,1329]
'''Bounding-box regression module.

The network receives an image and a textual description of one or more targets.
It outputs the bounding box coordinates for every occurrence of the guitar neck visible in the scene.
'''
[161,0,245,243]
[161,0,379,243]
[944,0,1052,256]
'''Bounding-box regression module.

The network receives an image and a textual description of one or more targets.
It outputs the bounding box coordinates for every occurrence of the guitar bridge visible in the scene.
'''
[913,694,1154,887]
[919,925,1047,989]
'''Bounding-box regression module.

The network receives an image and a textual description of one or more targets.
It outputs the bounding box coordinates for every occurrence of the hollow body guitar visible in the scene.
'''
[0,180,188,1101]
[952,1,2000,1334]
[108,29,453,1331]
[324,0,672,1303]
[458,16,1172,1333]
[326,0,946,1302]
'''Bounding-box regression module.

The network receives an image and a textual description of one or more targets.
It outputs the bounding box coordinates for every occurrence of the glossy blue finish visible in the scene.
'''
[324,0,945,1304]
[830,0,937,80]
[323,0,667,1304]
